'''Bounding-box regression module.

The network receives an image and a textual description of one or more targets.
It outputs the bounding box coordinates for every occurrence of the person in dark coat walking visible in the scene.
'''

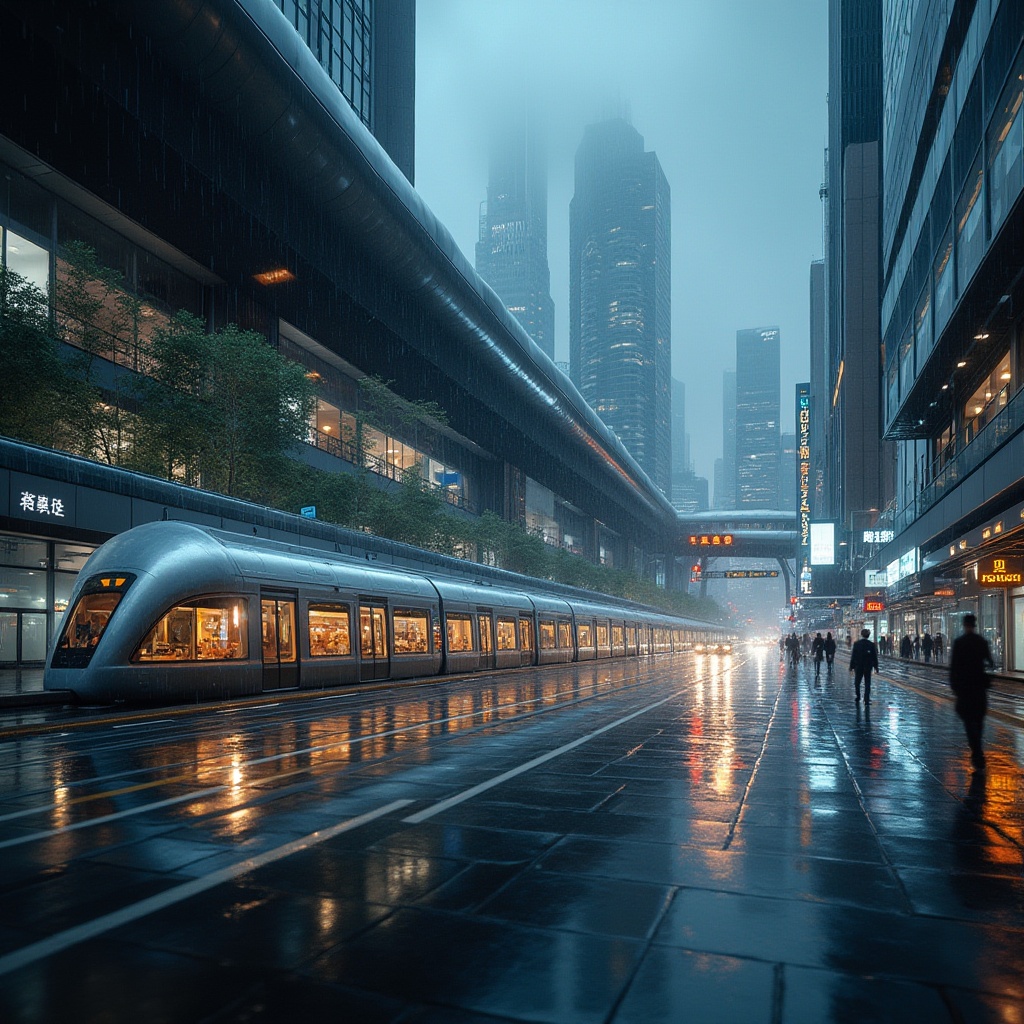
[849,628,879,703]
[811,632,825,677]
[900,634,913,659]
[949,613,995,769]
[922,632,933,662]
[824,632,837,673]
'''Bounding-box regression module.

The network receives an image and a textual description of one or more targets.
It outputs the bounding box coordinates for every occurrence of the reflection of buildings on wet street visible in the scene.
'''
[0,650,1021,1021]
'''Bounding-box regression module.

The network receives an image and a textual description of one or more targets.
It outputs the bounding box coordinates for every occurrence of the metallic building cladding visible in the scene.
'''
[0,0,678,555]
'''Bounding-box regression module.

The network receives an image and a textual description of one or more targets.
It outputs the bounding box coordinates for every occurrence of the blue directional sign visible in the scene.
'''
[300,506,317,519]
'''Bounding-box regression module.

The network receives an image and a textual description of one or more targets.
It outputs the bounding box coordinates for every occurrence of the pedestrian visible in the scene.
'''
[934,632,944,662]
[922,632,933,663]
[913,634,921,659]
[900,634,912,658]
[849,628,879,703]
[949,613,995,769]
[824,631,837,673]
[812,632,825,677]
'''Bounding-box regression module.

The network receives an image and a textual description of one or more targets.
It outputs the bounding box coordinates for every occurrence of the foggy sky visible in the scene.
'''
[415,0,828,487]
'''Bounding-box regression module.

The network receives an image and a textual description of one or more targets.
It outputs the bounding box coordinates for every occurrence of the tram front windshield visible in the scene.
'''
[51,575,134,668]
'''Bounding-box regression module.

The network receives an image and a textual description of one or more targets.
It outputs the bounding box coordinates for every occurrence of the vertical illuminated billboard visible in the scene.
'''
[796,383,811,592]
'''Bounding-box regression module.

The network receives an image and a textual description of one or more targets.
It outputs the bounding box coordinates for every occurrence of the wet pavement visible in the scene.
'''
[0,650,1022,1023]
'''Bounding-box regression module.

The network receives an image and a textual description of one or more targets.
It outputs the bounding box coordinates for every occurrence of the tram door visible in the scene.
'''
[478,613,495,669]
[261,592,298,690]
[359,602,389,680]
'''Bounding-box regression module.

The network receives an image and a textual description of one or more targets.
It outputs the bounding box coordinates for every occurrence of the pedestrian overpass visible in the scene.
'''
[676,510,799,603]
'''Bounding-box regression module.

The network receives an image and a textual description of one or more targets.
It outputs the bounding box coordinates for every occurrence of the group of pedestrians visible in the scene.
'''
[875,631,944,661]
[777,614,994,770]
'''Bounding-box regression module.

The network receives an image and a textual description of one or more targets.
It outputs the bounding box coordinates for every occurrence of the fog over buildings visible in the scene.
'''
[415,0,828,485]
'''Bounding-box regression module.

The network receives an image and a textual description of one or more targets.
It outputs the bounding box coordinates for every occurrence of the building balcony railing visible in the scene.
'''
[891,382,1024,535]
[308,429,475,513]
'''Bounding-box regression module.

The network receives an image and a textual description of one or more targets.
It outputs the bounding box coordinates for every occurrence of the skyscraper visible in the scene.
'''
[273,0,416,183]
[719,369,737,509]
[570,118,671,494]
[735,328,781,508]
[476,114,555,358]
[825,0,892,525]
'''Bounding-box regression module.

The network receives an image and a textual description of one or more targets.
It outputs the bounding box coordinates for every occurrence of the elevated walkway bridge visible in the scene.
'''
[676,510,799,602]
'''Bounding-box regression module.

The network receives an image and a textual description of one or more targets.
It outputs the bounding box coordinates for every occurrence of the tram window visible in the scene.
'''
[626,626,637,647]
[308,604,351,657]
[539,619,556,649]
[53,575,135,667]
[519,616,534,652]
[557,621,572,648]
[496,617,517,650]
[446,613,474,652]
[577,621,594,647]
[135,597,248,662]
[596,624,609,647]
[611,625,624,648]
[393,608,429,654]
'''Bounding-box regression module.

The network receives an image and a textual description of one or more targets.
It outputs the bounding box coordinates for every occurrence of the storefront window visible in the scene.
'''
[0,568,47,610]
[53,543,96,572]
[1014,595,1024,672]
[393,608,428,654]
[308,604,351,656]
[496,617,517,650]
[0,535,48,569]
[135,597,247,662]
[446,614,474,652]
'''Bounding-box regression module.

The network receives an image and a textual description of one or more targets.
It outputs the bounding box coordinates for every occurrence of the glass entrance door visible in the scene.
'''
[261,593,297,690]
[0,612,48,664]
[359,603,389,680]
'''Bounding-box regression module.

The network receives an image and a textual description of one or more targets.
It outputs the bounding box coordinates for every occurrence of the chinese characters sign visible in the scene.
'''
[18,492,67,518]
[688,534,734,547]
[797,384,811,593]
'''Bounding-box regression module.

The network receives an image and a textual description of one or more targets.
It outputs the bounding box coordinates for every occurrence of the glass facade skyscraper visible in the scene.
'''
[876,0,1024,668]
[476,116,555,359]
[569,119,672,495]
[735,328,781,509]
[273,0,416,182]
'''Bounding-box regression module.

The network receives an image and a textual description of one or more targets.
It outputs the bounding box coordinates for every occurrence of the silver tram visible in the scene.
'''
[45,522,730,703]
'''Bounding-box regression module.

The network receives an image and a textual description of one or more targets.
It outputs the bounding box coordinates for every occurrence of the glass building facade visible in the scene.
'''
[735,328,781,509]
[569,119,672,496]
[475,115,555,359]
[877,0,1024,669]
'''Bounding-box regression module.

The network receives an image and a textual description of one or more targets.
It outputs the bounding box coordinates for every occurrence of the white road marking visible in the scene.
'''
[402,688,685,823]
[111,720,174,729]
[0,786,228,850]
[0,798,413,977]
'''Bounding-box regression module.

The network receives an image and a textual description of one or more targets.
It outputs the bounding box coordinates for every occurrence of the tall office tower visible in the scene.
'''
[476,115,555,358]
[825,0,891,526]
[880,0,1024,662]
[719,370,737,508]
[669,378,689,507]
[273,0,416,182]
[570,118,671,493]
[809,259,828,519]
[735,328,781,508]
